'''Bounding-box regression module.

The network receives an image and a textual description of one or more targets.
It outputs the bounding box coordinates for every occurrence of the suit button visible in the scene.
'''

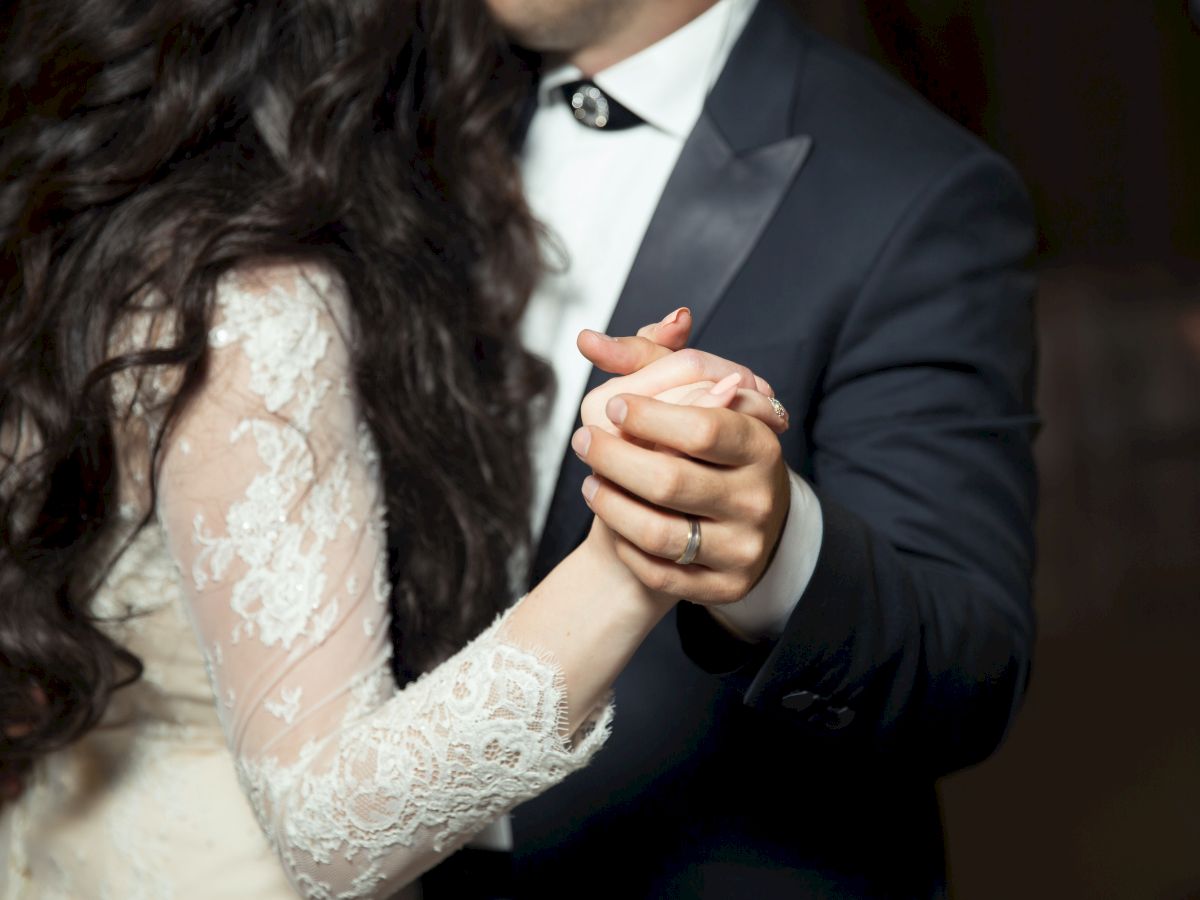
[823,706,855,730]
[781,690,822,713]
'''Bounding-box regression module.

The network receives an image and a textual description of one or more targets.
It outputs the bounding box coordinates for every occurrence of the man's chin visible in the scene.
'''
[485,0,613,58]
[500,26,584,58]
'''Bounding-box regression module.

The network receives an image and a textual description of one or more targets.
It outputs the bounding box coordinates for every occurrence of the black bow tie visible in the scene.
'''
[559,80,644,131]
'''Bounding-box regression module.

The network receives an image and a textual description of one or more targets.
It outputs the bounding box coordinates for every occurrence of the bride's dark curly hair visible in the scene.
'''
[0,0,550,775]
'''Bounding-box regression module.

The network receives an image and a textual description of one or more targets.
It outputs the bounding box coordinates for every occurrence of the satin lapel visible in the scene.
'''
[529,0,813,585]
[603,121,812,347]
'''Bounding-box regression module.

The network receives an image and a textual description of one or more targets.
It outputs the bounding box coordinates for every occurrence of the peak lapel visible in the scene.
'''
[605,0,813,341]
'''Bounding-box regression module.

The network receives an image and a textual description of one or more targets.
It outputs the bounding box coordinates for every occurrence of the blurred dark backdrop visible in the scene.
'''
[790,3,1200,898]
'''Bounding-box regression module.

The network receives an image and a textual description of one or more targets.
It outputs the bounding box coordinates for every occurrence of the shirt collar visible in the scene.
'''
[538,0,757,140]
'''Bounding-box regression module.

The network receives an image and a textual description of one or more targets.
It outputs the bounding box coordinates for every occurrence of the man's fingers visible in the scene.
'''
[577,307,692,376]
[635,307,691,350]
[583,474,698,563]
[609,534,746,605]
[583,475,749,569]
[573,425,722,515]
[604,395,772,466]
[577,330,675,376]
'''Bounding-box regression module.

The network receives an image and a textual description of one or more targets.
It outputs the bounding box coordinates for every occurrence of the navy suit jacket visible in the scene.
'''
[499,2,1037,897]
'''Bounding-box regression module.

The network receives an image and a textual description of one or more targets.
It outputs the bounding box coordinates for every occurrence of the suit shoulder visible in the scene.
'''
[789,24,1018,193]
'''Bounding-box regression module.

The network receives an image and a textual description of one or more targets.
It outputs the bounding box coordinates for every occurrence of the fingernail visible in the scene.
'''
[583,328,618,342]
[582,475,599,503]
[709,373,740,395]
[660,307,687,326]
[607,397,628,425]
[571,426,591,458]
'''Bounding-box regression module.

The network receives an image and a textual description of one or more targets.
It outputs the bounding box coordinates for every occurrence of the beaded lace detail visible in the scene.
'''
[110,266,610,897]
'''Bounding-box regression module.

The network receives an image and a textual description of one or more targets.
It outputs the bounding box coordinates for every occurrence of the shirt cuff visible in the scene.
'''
[707,468,823,642]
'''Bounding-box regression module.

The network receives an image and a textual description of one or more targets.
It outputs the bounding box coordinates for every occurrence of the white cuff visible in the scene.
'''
[707,468,823,642]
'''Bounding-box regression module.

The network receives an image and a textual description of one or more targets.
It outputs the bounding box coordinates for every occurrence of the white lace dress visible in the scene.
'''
[0,266,612,899]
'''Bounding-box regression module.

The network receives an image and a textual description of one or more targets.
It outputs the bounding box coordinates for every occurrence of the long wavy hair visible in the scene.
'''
[0,0,549,777]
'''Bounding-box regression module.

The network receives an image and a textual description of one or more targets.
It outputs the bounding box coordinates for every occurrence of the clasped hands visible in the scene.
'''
[572,309,791,607]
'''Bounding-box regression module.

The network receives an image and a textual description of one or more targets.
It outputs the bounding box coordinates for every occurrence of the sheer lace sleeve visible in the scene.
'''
[153,265,612,898]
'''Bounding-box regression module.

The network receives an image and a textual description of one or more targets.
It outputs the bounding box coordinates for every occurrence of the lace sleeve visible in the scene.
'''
[154,265,612,898]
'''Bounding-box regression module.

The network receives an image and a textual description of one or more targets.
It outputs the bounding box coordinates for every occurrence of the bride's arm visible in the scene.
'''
[155,265,758,897]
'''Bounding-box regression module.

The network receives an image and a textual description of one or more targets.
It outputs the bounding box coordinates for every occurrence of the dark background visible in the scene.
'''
[791,3,1200,898]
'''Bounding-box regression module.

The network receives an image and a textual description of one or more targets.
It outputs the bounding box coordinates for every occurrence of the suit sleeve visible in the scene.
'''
[677,149,1038,776]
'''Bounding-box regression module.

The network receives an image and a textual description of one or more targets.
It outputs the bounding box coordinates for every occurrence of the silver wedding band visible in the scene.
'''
[675,516,702,566]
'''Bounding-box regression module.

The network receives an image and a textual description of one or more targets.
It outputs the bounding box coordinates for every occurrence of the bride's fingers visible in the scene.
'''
[674,374,740,408]
[581,351,758,436]
[725,389,788,434]
[639,316,776,397]
[579,315,775,400]
[669,378,789,435]
[598,349,758,403]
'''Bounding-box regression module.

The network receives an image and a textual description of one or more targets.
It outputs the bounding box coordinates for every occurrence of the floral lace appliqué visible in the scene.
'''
[155,266,612,897]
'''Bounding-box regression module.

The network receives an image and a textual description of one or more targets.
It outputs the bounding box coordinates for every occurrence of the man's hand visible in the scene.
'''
[574,310,791,606]
[573,389,791,606]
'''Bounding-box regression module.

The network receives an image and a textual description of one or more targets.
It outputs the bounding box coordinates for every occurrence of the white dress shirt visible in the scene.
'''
[519,0,823,642]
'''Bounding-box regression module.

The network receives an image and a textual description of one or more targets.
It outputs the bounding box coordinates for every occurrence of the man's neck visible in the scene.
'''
[568,0,721,76]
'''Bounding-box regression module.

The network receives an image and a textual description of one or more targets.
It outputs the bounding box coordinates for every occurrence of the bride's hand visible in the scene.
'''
[576,306,769,395]
[576,308,786,438]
